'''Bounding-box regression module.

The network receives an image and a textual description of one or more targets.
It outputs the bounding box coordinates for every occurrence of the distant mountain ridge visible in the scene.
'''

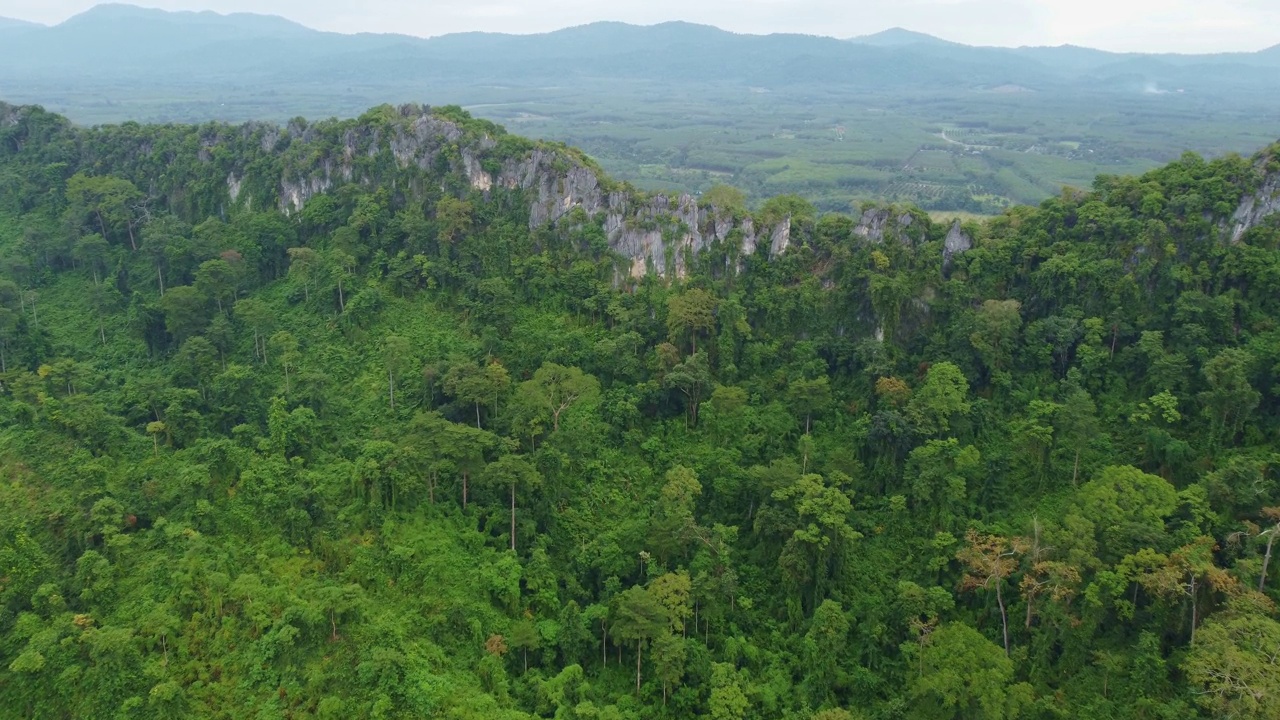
[0,16,44,30]
[3,2,1277,85]
[59,2,311,34]
[848,27,962,47]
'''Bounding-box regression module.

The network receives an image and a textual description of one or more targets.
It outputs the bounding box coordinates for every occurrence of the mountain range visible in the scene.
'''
[3,3,1278,213]
[1,3,1278,93]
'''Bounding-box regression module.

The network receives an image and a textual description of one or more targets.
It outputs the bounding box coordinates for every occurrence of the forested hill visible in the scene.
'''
[2,102,1280,719]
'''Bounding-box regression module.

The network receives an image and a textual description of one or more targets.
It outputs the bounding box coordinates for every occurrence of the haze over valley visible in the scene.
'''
[3,3,1280,213]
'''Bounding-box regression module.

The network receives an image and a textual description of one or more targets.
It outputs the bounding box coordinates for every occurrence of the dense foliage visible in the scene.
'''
[2,102,1280,719]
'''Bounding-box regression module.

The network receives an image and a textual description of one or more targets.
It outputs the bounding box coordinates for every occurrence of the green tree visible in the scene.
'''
[481,454,542,551]
[772,473,860,609]
[436,196,473,247]
[905,439,980,527]
[652,466,704,562]
[508,618,540,673]
[383,335,412,411]
[515,362,601,434]
[1055,388,1101,486]
[72,234,110,285]
[175,336,219,399]
[326,248,356,312]
[159,286,207,343]
[194,258,238,314]
[233,298,275,363]
[707,662,750,720]
[0,279,20,373]
[667,289,718,355]
[146,420,166,454]
[1182,595,1280,719]
[910,623,1030,719]
[789,376,831,434]
[286,246,320,302]
[758,194,816,227]
[1199,348,1260,448]
[444,358,508,429]
[906,362,971,437]
[610,586,669,695]
[139,215,187,294]
[66,173,143,250]
[700,184,747,213]
[269,331,300,392]
[650,630,686,705]
[664,352,712,428]
[804,599,850,700]
[969,299,1022,376]
[1076,465,1177,561]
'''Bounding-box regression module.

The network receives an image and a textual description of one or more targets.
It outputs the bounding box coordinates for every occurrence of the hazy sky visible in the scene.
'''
[2,0,1278,53]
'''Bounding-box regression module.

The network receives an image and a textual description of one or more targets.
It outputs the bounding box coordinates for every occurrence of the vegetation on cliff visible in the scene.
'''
[1,103,1280,719]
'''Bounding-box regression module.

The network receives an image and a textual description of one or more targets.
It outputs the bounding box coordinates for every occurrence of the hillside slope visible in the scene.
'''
[1,104,1280,719]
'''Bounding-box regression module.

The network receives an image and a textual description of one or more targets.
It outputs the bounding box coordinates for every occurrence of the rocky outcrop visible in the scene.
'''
[0,104,21,128]
[263,106,802,279]
[482,140,777,278]
[595,193,773,279]
[854,207,925,246]
[1230,171,1280,243]
[943,221,972,270]
[769,218,791,258]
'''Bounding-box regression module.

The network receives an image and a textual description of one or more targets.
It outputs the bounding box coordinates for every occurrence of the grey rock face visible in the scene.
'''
[769,218,792,258]
[1230,173,1280,243]
[943,221,972,269]
[227,105,790,278]
[855,207,920,245]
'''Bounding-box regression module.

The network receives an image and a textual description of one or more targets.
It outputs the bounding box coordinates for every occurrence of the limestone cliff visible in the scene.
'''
[1230,167,1280,243]
[943,221,973,271]
[11,101,1278,280]
[262,105,786,280]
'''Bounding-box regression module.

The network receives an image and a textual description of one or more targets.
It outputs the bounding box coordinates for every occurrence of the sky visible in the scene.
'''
[1,0,1278,53]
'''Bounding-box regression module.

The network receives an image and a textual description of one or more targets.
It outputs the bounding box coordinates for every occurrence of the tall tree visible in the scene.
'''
[269,331,300,393]
[1138,536,1237,644]
[906,362,971,438]
[1182,595,1280,720]
[159,286,207,343]
[234,298,275,363]
[194,258,238,314]
[1257,508,1280,593]
[910,623,1029,719]
[66,173,143,250]
[481,454,542,551]
[664,352,712,428]
[667,289,718,355]
[72,234,110,285]
[610,586,670,695]
[383,335,412,411]
[515,362,600,434]
[788,376,831,434]
[957,530,1025,655]
[969,299,1022,376]
[286,247,320,302]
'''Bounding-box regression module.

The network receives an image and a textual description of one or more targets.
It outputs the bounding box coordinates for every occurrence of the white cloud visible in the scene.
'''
[1,0,1276,52]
